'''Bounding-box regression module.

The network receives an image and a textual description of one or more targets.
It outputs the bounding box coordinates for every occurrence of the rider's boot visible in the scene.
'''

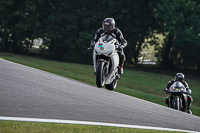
[187,95,193,114]
[164,97,169,107]
[188,110,192,114]
[187,106,192,114]
[116,74,121,80]
[119,67,123,74]
[118,61,124,75]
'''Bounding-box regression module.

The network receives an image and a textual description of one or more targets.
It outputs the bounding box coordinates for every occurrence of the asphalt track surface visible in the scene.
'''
[0,59,200,132]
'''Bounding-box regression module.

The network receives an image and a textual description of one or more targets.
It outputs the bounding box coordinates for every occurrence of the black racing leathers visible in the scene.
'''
[164,79,192,113]
[91,28,127,65]
[165,79,191,93]
[92,28,127,48]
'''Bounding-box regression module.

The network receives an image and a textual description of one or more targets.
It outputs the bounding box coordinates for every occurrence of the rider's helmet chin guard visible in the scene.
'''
[102,18,115,34]
[175,73,184,82]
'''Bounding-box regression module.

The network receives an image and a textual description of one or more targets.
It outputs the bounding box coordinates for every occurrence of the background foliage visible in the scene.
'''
[0,0,200,69]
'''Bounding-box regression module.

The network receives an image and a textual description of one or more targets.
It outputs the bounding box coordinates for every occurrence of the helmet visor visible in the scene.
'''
[177,77,183,82]
[103,25,113,32]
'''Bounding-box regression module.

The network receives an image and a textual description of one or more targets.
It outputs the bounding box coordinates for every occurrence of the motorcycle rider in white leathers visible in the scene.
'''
[90,18,127,75]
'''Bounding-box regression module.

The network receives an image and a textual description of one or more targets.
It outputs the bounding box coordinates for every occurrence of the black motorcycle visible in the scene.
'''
[167,81,189,112]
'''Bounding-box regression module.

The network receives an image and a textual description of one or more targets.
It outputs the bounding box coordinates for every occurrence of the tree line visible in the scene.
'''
[0,0,200,70]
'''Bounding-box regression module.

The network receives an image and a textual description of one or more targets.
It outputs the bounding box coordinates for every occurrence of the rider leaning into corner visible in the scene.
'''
[89,18,127,76]
[164,73,193,114]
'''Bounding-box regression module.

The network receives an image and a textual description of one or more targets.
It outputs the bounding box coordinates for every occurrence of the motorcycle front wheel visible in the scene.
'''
[96,61,105,88]
[174,97,180,110]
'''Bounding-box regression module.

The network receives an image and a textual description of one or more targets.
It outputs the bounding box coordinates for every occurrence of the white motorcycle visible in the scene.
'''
[92,34,120,90]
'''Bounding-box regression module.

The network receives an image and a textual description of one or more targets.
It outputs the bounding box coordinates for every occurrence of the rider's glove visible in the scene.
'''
[115,41,120,45]
[87,42,95,50]
[186,88,191,94]
[117,45,123,51]
[164,87,169,93]
[186,91,191,95]
[89,40,95,49]
[91,44,94,49]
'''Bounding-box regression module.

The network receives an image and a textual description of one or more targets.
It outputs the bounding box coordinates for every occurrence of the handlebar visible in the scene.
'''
[170,90,190,94]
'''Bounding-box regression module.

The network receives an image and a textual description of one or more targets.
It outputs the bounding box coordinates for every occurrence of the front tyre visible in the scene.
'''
[174,97,180,110]
[105,79,118,90]
[96,61,105,88]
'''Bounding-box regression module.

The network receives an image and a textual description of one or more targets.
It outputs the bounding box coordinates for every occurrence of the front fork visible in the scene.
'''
[93,52,110,74]
[167,95,182,108]
[165,94,189,112]
[165,95,178,108]
[104,61,110,76]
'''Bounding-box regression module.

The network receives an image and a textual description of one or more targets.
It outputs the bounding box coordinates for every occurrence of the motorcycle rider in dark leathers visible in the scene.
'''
[164,73,193,114]
[89,18,127,76]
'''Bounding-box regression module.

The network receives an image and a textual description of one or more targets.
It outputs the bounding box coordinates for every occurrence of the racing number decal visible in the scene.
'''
[100,47,104,51]
[99,43,104,51]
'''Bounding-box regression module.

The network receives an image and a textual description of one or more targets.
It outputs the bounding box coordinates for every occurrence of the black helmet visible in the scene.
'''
[175,73,184,82]
[102,18,115,33]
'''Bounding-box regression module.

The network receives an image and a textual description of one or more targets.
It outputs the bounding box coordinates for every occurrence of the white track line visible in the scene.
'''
[0,116,199,132]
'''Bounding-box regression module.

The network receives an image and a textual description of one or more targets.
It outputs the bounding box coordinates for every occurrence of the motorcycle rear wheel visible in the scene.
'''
[105,79,117,90]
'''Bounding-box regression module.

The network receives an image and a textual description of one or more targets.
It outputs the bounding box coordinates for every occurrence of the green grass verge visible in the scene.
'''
[0,121,182,133]
[0,52,199,132]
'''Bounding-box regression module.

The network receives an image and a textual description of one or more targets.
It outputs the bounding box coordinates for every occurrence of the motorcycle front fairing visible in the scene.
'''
[93,35,119,84]
[169,81,188,112]
[93,35,119,73]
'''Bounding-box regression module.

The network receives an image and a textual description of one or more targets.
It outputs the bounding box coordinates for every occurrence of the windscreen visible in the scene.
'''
[102,35,114,43]
[173,81,185,89]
